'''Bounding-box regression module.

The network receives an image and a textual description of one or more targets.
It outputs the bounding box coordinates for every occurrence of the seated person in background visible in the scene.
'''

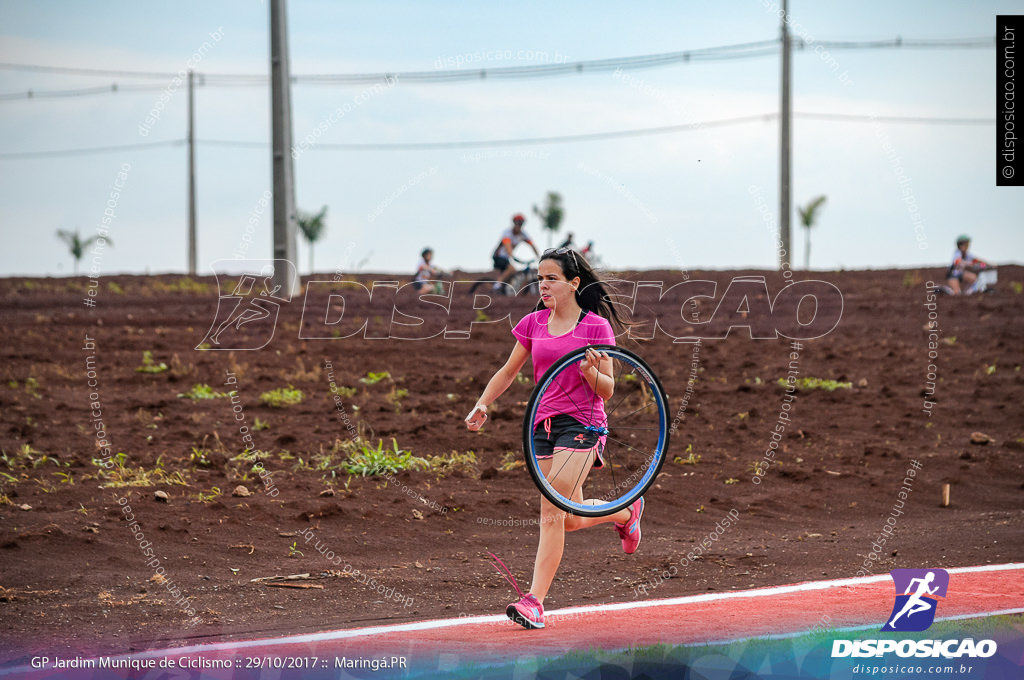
[415,247,444,294]
[945,235,990,295]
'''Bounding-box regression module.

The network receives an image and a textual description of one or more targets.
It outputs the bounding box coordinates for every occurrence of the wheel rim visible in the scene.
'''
[523,345,669,517]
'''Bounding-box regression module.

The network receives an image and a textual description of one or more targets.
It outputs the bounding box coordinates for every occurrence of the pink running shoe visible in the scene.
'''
[488,552,545,630]
[506,593,545,630]
[615,497,645,554]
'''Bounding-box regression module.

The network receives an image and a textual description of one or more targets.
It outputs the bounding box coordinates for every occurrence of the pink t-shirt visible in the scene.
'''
[512,309,616,427]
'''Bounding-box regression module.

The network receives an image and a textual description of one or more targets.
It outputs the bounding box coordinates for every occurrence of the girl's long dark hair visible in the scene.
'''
[533,249,630,334]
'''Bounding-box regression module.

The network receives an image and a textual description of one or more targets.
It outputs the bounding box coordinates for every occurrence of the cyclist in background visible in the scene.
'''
[492,214,541,289]
[944,234,991,295]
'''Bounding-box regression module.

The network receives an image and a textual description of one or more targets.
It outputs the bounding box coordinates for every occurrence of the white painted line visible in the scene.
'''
[702,607,1024,646]
[2,562,1020,676]
[110,562,1024,657]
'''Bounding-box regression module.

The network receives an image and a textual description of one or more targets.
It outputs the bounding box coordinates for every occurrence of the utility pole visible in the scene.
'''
[269,0,300,296]
[779,0,792,270]
[187,69,197,276]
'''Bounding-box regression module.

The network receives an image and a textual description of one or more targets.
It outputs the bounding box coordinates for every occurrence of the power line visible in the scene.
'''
[0,139,181,160]
[206,112,995,150]
[0,62,184,80]
[796,112,993,125]
[0,83,169,101]
[0,34,994,90]
[811,36,995,50]
[0,112,993,159]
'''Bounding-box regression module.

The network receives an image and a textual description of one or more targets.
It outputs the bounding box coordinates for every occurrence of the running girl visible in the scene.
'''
[465,247,644,630]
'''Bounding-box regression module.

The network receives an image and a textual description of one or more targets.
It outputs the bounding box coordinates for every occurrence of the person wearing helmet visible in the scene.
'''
[492,213,541,286]
[945,235,990,295]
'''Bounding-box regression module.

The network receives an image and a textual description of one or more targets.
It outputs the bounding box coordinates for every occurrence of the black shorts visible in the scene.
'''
[532,414,606,469]
[493,255,511,271]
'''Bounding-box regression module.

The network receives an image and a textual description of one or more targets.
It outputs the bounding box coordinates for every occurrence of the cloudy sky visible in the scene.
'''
[1,0,1021,277]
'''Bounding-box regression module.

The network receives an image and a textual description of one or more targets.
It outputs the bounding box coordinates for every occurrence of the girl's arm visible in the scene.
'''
[580,348,614,401]
[466,341,530,430]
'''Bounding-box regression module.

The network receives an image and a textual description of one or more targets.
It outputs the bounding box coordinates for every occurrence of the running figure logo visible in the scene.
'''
[881,568,949,632]
[197,260,296,350]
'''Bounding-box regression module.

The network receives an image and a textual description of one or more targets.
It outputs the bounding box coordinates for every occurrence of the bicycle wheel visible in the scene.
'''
[522,344,669,517]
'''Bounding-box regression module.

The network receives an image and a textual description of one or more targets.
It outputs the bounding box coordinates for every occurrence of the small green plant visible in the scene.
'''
[386,386,409,413]
[1010,281,1023,295]
[339,439,425,477]
[901,271,922,289]
[985,363,997,375]
[778,376,852,391]
[421,450,479,478]
[499,451,524,471]
[514,372,531,386]
[674,444,700,466]
[724,477,739,485]
[474,309,490,323]
[332,385,357,398]
[91,453,189,488]
[54,471,74,485]
[3,444,63,469]
[253,417,271,431]
[196,486,221,503]
[135,350,169,374]
[150,277,210,294]
[23,377,43,399]
[189,447,213,468]
[107,281,125,295]
[259,386,304,407]
[177,384,227,400]
[359,371,391,385]
[288,542,303,558]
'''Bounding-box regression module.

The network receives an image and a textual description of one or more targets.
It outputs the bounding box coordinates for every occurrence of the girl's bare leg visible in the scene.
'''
[529,447,631,603]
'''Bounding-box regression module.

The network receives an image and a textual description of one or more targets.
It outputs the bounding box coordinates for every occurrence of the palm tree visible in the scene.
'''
[56,228,110,275]
[533,192,564,249]
[297,205,327,274]
[798,195,827,270]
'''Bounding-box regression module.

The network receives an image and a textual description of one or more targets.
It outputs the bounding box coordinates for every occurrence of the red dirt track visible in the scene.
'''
[1,267,1023,666]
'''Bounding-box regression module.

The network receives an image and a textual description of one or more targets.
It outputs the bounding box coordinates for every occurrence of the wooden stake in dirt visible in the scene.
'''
[941,483,951,507]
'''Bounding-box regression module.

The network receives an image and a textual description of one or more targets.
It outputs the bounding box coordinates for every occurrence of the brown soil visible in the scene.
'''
[1,266,1022,664]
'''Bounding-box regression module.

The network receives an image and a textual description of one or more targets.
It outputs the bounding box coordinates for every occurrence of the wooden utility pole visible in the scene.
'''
[269,0,299,296]
[187,69,197,275]
[779,0,792,270]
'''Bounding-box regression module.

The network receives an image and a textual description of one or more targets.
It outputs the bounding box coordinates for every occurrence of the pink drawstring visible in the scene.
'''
[544,417,551,439]
[488,552,525,598]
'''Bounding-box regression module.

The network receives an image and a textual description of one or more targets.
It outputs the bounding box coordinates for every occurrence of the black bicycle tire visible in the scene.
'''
[522,344,670,517]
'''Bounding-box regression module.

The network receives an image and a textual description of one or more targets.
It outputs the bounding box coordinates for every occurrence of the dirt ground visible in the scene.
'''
[1,266,1022,665]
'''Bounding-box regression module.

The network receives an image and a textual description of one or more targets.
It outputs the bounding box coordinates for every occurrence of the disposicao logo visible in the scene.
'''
[831,568,998,659]
[881,568,949,632]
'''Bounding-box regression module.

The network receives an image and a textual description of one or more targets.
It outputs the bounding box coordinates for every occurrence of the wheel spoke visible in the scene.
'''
[524,346,668,517]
